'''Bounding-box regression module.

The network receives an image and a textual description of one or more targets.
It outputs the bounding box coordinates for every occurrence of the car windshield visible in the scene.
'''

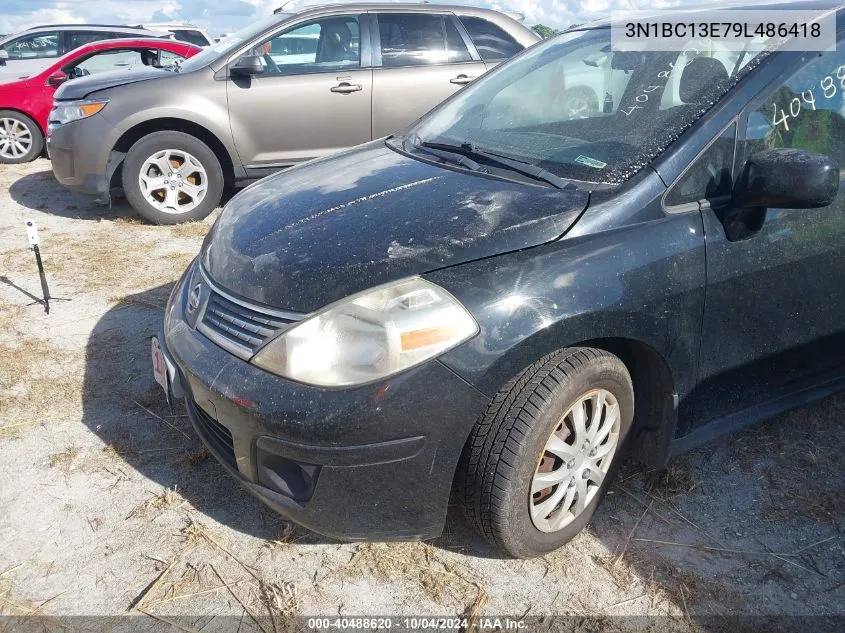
[410,28,768,185]
[171,13,290,72]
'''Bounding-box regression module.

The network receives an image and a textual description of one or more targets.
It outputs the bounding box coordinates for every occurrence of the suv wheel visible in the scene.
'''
[456,347,634,558]
[0,111,44,164]
[123,131,223,224]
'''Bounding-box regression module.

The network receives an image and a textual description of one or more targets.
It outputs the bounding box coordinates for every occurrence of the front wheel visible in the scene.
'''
[0,110,44,164]
[122,131,224,225]
[456,347,634,558]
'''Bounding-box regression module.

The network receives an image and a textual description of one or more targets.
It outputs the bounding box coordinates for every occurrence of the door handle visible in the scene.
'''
[450,75,474,85]
[331,82,362,94]
[114,62,130,67]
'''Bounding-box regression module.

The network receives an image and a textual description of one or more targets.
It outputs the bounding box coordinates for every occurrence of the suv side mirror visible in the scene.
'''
[230,55,264,77]
[0,49,8,66]
[46,70,68,86]
[734,148,840,209]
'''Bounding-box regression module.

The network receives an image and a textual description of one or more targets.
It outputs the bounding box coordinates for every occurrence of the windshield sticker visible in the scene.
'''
[770,65,845,132]
[574,155,608,169]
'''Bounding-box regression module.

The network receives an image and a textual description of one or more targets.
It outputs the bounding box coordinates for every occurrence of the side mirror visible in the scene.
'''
[46,70,68,86]
[0,49,8,66]
[734,148,840,209]
[230,55,264,77]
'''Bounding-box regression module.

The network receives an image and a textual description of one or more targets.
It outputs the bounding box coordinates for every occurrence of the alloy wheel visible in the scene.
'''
[529,388,621,532]
[138,149,208,214]
[0,117,33,160]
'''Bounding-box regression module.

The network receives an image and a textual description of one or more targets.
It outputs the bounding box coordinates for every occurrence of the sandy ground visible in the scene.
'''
[0,159,843,632]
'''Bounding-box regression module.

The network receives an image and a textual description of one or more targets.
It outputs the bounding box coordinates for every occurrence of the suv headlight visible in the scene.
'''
[252,277,478,387]
[48,99,108,129]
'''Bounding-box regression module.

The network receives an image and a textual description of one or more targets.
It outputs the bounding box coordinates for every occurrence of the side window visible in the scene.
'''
[66,31,109,51]
[3,32,60,59]
[744,46,845,169]
[158,49,188,66]
[75,50,144,75]
[256,17,360,75]
[665,123,736,207]
[458,16,522,61]
[173,30,211,47]
[445,18,472,64]
[378,14,446,67]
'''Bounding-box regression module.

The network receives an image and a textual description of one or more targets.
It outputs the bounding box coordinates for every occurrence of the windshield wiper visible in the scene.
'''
[404,134,484,172]
[418,140,568,190]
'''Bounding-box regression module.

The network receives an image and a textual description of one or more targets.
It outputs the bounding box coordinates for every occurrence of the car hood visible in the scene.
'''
[54,66,173,100]
[203,141,589,313]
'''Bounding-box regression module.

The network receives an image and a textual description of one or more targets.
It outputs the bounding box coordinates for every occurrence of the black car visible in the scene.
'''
[155,3,845,558]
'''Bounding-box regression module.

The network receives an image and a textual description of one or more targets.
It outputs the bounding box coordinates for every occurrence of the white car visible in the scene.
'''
[0,25,164,81]
[138,23,214,47]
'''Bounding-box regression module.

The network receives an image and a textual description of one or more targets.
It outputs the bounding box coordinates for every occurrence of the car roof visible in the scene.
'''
[576,1,844,29]
[16,25,154,33]
[0,25,161,46]
[280,3,526,19]
[140,23,205,30]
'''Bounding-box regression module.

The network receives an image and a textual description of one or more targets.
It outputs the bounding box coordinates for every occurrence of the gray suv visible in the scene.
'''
[0,25,165,80]
[47,4,539,224]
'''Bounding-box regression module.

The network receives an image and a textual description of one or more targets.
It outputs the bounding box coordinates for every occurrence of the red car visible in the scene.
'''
[0,38,200,164]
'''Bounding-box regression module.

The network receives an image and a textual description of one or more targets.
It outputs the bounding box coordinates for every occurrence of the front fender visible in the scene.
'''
[96,72,237,162]
[431,206,706,403]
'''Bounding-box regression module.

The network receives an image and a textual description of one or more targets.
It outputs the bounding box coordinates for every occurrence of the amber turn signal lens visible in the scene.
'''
[79,102,107,117]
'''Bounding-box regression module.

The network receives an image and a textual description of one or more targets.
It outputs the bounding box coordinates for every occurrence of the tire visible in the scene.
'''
[122,131,224,225]
[0,110,44,164]
[456,347,634,559]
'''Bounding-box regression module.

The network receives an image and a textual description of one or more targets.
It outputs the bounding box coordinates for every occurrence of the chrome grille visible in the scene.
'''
[196,270,304,359]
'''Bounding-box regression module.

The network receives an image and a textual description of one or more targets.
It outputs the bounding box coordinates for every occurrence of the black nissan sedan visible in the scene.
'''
[155,4,845,558]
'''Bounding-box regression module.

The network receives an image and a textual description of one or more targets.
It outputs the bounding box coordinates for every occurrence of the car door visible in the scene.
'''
[690,41,845,430]
[226,14,373,170]
[371,12,487,139]
[0,31,60,80]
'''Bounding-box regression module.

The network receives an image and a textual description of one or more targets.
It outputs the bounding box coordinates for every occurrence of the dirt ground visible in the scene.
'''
[0,159,843,632]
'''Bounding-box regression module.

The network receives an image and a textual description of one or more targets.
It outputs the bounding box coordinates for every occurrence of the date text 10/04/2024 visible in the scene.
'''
[306,618,528,630]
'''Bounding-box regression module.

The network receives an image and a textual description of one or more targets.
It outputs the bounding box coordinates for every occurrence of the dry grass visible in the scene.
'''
[0,303,27,338]
[127,486,186,520]
[153,486,184,509]
[133,519,303,631]
[263,523,302,552]
[181,446,210,467]
[181,518,208,546]
[169,221,212,239]
[0,333,83,418]
[337,542,476,603]
[47,446,81,472]
[648,463,699,499]
[737,398,845,525]
[0,228,197,295]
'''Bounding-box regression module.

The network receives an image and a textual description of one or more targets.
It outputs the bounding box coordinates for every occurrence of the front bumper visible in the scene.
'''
[162,267,489,541]
[47,114,116,196]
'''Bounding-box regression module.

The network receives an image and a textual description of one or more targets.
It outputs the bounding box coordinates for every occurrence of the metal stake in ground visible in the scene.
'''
[25,220,69,314]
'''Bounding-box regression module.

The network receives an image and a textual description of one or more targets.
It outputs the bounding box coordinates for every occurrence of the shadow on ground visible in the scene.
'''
[9,169,233,222]
[9,169,136,221]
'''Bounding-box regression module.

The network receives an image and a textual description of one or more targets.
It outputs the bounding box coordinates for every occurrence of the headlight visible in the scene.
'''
[48,99,108,129]
[252,277,478,387]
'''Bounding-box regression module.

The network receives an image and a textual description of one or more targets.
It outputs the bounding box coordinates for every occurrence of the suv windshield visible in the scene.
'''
[411,28,767,184]
[173,13,290,72]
